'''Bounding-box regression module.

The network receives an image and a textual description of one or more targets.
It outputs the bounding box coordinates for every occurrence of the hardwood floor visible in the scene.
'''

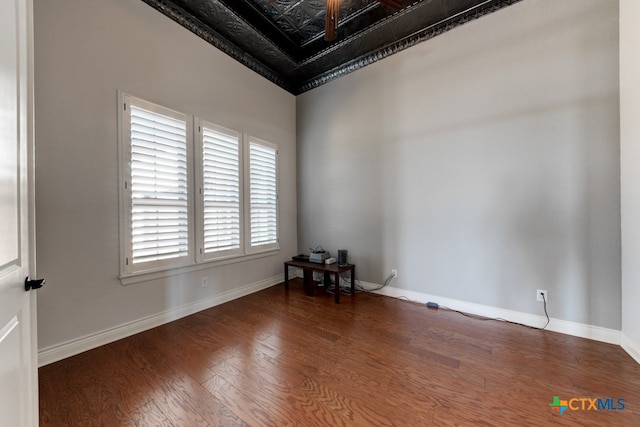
[39,279,640,426]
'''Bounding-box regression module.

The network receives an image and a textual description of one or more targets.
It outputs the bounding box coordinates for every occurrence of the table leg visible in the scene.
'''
[304,269,314,296]
[284,263,289,290]
[351,266,355,296]
[334,273,340,304]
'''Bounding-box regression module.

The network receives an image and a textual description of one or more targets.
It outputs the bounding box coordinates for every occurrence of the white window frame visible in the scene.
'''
[118,93,195,275]
[118,92,280,282]
[245,135,279,254]
[195,120,244,262]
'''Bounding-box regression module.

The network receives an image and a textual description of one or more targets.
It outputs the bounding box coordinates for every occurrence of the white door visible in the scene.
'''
[0,0,38,426]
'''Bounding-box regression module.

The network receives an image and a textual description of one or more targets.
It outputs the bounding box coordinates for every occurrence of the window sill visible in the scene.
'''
[119,249,280,286]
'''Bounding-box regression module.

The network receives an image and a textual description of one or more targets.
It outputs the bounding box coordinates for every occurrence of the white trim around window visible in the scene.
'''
[118,92,279,282]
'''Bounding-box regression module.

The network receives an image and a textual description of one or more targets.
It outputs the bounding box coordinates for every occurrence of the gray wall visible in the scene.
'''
[297,0,621,328]
[34,0,296,350]
[620,0,640,358]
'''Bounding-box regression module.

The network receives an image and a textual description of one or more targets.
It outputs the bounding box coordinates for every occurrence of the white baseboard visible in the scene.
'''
[621,333,640,364]
[38,274,283,367]
[362,283,622,346]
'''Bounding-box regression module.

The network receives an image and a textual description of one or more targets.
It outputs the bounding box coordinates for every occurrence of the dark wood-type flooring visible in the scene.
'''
[39,279,640,426]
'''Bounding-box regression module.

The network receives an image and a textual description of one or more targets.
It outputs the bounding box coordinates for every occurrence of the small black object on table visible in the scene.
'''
[284,259,355,303]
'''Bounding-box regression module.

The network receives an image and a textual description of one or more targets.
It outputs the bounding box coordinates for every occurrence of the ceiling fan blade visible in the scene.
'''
[271,0,401,42]
[325,0,339,41]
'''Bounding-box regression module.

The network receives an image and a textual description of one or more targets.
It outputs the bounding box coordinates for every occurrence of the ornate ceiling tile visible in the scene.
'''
[141,0,522,94]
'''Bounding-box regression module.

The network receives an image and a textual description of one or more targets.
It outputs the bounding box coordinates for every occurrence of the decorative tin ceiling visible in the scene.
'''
[141,0,521,94]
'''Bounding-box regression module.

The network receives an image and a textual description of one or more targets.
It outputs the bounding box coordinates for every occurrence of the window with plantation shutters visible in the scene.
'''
[247,138,279,251]
[120,95,193,274]
[197,122,242,260]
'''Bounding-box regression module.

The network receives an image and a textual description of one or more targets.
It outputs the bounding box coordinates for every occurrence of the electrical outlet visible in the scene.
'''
[537,289,548,302]
[391,269,398,278]
[201,276,208,287]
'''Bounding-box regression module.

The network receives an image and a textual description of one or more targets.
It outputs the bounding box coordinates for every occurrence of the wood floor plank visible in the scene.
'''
[125,334,237,427]
[129,399,175,427]
[207,363,306,425]
[202,373,306,427]
[39,279,640,426]
[295,376,396,426]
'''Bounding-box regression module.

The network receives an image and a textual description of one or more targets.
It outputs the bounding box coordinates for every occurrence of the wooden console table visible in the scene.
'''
[284,260,355,303]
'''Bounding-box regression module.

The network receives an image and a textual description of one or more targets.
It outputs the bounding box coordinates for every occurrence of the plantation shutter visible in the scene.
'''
[129,104,189,264]
[248,140,278,248]
[201,125,241,255]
